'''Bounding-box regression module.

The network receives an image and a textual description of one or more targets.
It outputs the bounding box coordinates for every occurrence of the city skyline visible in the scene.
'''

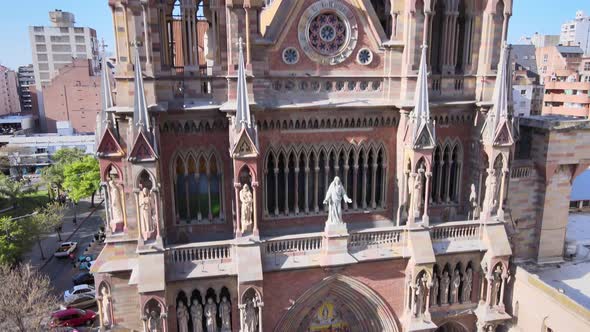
[0,0,588,69]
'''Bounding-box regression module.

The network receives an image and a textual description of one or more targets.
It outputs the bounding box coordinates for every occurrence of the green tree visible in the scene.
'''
[29,202,66,259]
[0,174,36,208]
[41,147,85,199]
[0,216,30,265]
[63,155,101,207]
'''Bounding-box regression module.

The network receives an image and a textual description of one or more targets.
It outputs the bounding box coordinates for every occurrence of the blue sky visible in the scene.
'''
[0,0,589,69]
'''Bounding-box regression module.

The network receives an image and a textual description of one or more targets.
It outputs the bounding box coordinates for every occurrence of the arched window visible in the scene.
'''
[431,140,463,205]
[173,150,223,224]
[264,143,387,218]
[370,0,392,38]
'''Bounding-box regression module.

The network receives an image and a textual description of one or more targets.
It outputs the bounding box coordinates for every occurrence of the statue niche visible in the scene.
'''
[105,165,125,233]
[137,171,158,241]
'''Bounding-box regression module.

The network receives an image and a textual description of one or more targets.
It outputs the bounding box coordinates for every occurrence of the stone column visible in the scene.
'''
[314,165,320,213]
[253,181,259,236]
[304,166,310,213]
[485,276,493,307]
[121,3,131,63]
[423,171,432,225]
[152,188,162,238]
[352,165,359,210]
[371,161,378,209]
[294,166,300,214]
[141,1,151,66]
[343,162,350,210]
[499,272,508,308]
[110,5,121,63]
[497,167,508,219]
[273,166,279,215]
[234,182,242,236]
[284,167,290,215]
[263,169,269,216]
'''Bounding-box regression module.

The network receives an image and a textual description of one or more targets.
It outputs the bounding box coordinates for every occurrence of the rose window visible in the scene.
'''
[308,13,347,56]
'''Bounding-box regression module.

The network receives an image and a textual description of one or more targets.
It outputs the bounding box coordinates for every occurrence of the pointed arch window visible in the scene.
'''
[173,150,224,224]
[264,143,387,218]
[430,141,463,205]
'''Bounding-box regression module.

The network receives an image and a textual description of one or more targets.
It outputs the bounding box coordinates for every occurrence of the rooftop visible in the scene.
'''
[521,213,590,310]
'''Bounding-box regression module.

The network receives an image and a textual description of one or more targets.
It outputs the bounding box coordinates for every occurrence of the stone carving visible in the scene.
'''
[177,302,189,332]
[108,179,124,231]
[147,310,161,332]
[492,267,503,306]
[241,297,258,332]
[220,296,231,331]
[430,273,439,306]
[409,171,424,219]
[451,269,461,304]
[412,274,428,317]
[139,187,156,237]
[190,300,203,332]
[204,298,217,332]
[462,267,473,302]
[468,183,480,220]
[100,286,111,326]
[483,170,497,214]
[440,271,450,305]
[323,177,352,224]
[240,184,253,232]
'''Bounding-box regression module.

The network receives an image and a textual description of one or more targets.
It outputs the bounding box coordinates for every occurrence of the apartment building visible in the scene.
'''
[511,45,543,116]
[0,66,22,116]
[16,65,39,118]
[560,10,590,55]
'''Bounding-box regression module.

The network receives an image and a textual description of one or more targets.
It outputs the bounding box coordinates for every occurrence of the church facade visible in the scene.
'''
[91,0,556,331]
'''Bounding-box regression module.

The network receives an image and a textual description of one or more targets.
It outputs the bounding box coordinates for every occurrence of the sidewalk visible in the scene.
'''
[23,197,105,269]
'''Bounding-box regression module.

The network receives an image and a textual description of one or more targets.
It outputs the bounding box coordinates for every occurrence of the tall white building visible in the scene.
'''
[560,10,590,55]
[28,10,99,131]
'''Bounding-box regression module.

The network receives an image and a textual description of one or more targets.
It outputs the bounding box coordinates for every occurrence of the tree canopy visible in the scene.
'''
[41,147,86,197]
[0,216,30,265]
[0,174,36,208]
[63,155,101,204]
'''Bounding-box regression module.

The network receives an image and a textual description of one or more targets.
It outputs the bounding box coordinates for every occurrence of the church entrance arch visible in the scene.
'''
[273,274,399,332]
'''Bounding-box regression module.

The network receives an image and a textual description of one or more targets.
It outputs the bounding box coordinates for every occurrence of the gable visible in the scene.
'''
[128,131,157,163]
[96,128,124,158]
[264,0,386,71]
[493,120,514,147]
[231,129,259,158]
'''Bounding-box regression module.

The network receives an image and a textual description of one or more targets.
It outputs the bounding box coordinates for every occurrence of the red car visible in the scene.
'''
[49,308,96,328]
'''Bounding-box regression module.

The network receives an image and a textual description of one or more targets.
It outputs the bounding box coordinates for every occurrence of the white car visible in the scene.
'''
[54,241,78,258]
[64,284,95,302]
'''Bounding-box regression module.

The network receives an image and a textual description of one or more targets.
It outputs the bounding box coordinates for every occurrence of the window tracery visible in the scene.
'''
[264,142,387,218]
[173,150,223,224]
[431,140,463,204]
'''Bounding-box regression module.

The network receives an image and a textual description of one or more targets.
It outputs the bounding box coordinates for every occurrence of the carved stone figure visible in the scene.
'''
[204,27,215,61]
[412,275,428,317]
[147,310,161,332]
[242,297,258,332]
[483,170,497,213]
[108,180,123,231]
[430,273,439,306]
[492,268,503,306]
[240,184,253,232]
[440,271,450,305]
[462,267,473,302]
[139,187,155,235]
[220,296,231,331]
[204,298,217,332]
[177,302,189,332]
[409,171,424,219]
[100,286,111,326]
[190,300,203,332]
[323,177,352,224]
[451,269,461,304]
[468,183,479,220]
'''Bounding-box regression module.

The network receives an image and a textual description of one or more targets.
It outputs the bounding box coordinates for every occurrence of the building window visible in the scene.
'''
[75,36,85,43]
[34,35,45,42]
[33,26,44,32]
[520,89,527,95]
[543,54,548,63]
[74,27,84,33]
[264,142,387,217]
[430,141,463,204]
[584,62,590,71]
[173,150,223,224]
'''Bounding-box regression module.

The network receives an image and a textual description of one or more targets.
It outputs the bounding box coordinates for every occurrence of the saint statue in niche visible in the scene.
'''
[240,184,253,232]
[190,299,203,332]
[177,302,189,332]
[108,179,124,232]
[139,187,156,238]
[204,298,217,332]
[323,177,352,224]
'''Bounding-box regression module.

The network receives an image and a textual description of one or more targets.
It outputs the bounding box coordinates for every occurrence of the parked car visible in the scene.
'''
[49,308,96,328]
[77,254,93,263]
[64,284,95,302]
[79,260,95,271]
[54,242,78,258]
[63,294,97,310]
[72,272,94,286]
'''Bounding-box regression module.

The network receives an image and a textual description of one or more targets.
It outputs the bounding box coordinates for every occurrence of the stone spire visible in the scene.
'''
[133,44,150,133]
[410,45,436,149]
[482,45,513,146]
[99,56,114,129]
[235,37,252,132]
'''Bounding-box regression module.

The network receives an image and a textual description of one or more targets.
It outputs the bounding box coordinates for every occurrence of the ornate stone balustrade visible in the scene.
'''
[348,229,403,251]
[268,78,383,94]
[263,235,323,255]
[430,222,480,241]
[166,241,235,281]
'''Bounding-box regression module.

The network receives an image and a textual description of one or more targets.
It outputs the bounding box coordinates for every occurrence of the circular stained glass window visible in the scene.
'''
[309,13,346,56]
[282,47,299,65]
[357,48,373,65]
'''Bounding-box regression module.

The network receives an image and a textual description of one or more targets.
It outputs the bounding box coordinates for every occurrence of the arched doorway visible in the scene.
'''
[274,274,399,332]
[435,321,469,332]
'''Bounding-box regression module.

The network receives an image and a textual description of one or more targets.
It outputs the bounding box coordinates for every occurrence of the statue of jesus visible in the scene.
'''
[323,177,352,224]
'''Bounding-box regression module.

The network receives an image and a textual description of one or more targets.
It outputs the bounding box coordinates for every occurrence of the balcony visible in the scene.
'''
[543,93,590,104]
[164,220,494,280]
[544,80,590,91]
